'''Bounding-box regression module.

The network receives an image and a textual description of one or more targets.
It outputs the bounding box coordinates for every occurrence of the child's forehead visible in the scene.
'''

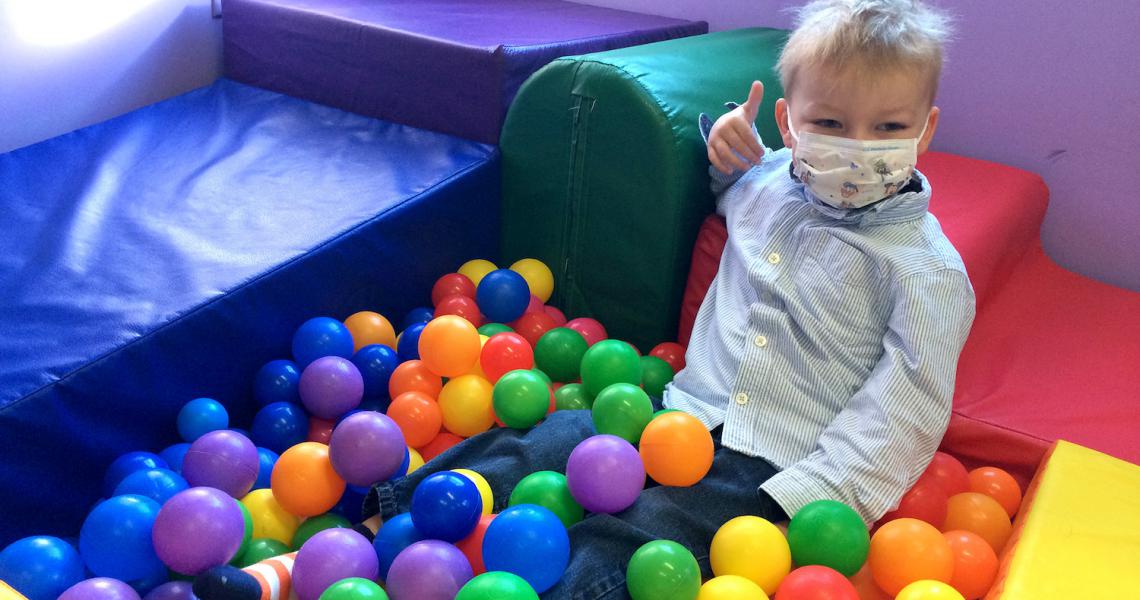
[792,60,934,110]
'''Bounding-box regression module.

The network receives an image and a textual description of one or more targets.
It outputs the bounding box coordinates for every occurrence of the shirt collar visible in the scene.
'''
[788,163,931,227]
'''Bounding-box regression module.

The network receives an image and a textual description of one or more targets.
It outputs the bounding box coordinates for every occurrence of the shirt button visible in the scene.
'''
[754,335,768,348]
[734,392,749,405]
[767,252,781,265]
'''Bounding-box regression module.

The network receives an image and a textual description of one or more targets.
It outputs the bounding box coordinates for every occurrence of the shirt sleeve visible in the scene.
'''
[759,268,977,525]
[699,102,768,205]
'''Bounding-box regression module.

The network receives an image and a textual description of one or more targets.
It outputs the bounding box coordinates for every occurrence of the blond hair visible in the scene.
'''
[777,0,953,101]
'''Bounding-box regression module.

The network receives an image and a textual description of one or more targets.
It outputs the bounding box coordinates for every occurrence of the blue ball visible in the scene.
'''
[292,317,354,368]
[128,558,170,596]
[113,468,188,505]
[373,512,426,580]
[78,495,164,581]
[330,484,368,523]
[157,443,191,474]
[103,452,169,498]
[483,504,570,593]
[387,446,412,484]
[397,322,426,362]
[410,472,482,542]
[476,269,531,323]
[0,536,85,600]
[250,402,309,454]
[253,447,279,490]
[402,307,435,330]
[177,397,229,442]
[352,344,399,400]
[253,360,302,406]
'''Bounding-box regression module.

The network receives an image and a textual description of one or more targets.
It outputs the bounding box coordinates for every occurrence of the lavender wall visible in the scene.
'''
[0,0,222,154]
[578,0,1140,292]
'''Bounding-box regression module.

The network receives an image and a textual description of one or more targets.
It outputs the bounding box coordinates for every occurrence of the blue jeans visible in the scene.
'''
[363,409,784,600]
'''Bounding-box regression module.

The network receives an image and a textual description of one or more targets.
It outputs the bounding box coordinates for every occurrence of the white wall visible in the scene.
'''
[0,0,223,153]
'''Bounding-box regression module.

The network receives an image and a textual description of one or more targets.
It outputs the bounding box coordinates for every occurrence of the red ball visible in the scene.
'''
[418,431,466,461]
[480,332,535,383]
[455,513,496,575]
[435,295,483,327]
[431,273,476,307]
[649,342,686,373]
[512,311,558,347]
[878,478,949,529]
[307,417,335,444]
[544,305,567,326]
[775,565,859,600]
[919,452,971,496]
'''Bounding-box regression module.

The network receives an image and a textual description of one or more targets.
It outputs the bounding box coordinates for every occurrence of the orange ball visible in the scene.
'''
[849,564,892,600]
[389,359,443,399]
[386,391,443,448]
[418,315,481,378]
[868,518,954,596]
[943,530,999,600]
[270,441,346,517]
[943,493,1012,554]
[638,412,714,486]
[967,467,1022,518]
[344,311,396,351]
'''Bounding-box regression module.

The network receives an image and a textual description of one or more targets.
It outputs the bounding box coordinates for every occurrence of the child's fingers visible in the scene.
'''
[708,144,733,174]
[714,138,751,172]
[723,123,762,164]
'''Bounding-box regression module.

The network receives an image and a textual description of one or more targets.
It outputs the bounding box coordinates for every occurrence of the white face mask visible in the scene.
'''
[787,107,929,209]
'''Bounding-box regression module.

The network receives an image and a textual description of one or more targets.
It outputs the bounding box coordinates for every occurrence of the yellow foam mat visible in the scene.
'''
[0,581,28,600]
[987,440,1140,599]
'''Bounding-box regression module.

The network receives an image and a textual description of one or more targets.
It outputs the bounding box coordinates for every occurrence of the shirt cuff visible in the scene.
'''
[759,467,865,525]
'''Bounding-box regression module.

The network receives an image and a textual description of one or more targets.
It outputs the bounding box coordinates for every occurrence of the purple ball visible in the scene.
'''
[299,356,364,420]
[59,578,142,600]
[152,487,245,576]
[385,540,473,600]
[181,430,259,498]
[142,581,196,600]
[328,411,406,486]
[291,529,378,600]
[565,434,646,514]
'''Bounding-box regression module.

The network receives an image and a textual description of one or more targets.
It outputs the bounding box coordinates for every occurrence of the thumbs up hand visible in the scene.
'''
[707,81,766,175]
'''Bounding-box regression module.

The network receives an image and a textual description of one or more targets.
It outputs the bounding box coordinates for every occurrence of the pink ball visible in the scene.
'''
[525,294,545,314]
[544,305,568,326]
[565,318,607,347]
[299,356,363,419]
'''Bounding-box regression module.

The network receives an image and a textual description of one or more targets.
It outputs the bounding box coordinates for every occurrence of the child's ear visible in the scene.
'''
[917,106,940,155]
[775,98,794,150]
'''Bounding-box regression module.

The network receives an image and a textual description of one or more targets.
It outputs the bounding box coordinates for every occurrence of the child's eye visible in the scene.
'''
[878,122,908,132]
[813,119,842,129]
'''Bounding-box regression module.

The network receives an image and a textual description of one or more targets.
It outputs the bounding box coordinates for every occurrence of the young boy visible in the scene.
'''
[363,0,975,597]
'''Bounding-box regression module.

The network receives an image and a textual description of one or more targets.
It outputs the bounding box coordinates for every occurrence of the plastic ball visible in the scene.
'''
[480,332,535,383]
[236,538,290,567]
[698,575,768,600]
[388,359,443,399]
[509,259,554,303]
[352,344,399,401]
[920,452,970,496]
[454,514,495,575]
[293,529,378,600]
[591,382,654,444]
[181,430,259,498]
[511,311,557,348]
[432,273,477,306]
[943,530,998,600]
[251,401,309,454]
[456,571,538,600]
[437,376,495,437]
[396,321,428,361]
[639,412,713,487]
[271,442,346,517]
[254,360,302,406]
[895,580,966,600]
[524,294,544,315]
[373,513,427,580]
[129,560,169,597]
[113,468,188,505]
[79,495,164,581]
[943,493,1012,554]
[344,311,397,351]
[403,306,435,329]
[0,536,85,600]
[434,295,484,328]
[152,487,244,575]
[492,369,550,429]
[419,432,465,462]
[565,317,607,346]
[410,472,482,542]
[787,500,869,577]
[387,391,443,447]
[879,478,949,529]
[103,452,170,498]
[478,322,514,336]
[711,516,790,594]
[59,578,142,600]
[649,342,686,373]
[533,327,587,383]
[868,518,954,596]
[626,540,700,600]
[565,434,645,514]
[240,488,300,546]
[509,470,583,528]
[419,316,481,378]
[482,504,570,593]
[292,513,352,550]
[307,417,335,444]
[580,339,641,398]
[967,467,1022,518]
[407,447,425,473]
[553,383,592,411]
[157,443,190,475]
[452,469,494,515]
[544,305,567,325]
[639,356,674,397]
[458,259,499,287]
[176,398,228,443]
[849,564,893,600]
[293,317,355,368]
[299,356,364,420]
[319,577,389,600]
[252,447,278,490]
[142,581,196,600]
[476,269,531,324]
[774,565,858,600]
[386,540,473,600]
[328,411,406,486]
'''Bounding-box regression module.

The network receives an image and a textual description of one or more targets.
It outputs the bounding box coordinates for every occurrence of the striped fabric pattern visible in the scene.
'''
[665,143,976,524]
[246,551,298,600]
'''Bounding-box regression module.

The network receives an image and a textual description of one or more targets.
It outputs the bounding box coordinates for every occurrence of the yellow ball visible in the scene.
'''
[698,575,769,600]
[452,468,494,515]
[438,374,495,437]
[509,258,554,303]
[710,516,791,595]
[407,447,425,473]
[459,259,498,287]
[465,335,491,378]
[896,580,966,600]
[241,488,300,546]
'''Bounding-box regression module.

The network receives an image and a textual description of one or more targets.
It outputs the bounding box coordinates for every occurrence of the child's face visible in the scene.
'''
[774,62,940,155]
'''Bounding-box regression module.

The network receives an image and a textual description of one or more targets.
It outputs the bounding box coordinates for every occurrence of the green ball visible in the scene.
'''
[626,540,700,600]
[292,512,352,550]
[237,538,291,567]
[229,499,254,565]
[479,323,514,337]
[493,369,551,428]
[534,327,588,382]
[319,577,389,600]
[639,356,674,398]
[455,571,539,600]
[787,499,870,576]
[653,408,680,418]
[580,339,642,398]
[509,470,584,528]
[554,383,592,411]
[591,383,654,444]
[530,368,553,386]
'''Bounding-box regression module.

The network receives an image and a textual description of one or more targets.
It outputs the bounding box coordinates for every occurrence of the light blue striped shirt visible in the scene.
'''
[664,130,976,524]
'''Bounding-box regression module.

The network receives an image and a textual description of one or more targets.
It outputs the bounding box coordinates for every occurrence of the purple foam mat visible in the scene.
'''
[223,0,707,143]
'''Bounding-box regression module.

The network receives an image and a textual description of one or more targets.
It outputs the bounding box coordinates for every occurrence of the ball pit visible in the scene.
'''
[0,536,85,600]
